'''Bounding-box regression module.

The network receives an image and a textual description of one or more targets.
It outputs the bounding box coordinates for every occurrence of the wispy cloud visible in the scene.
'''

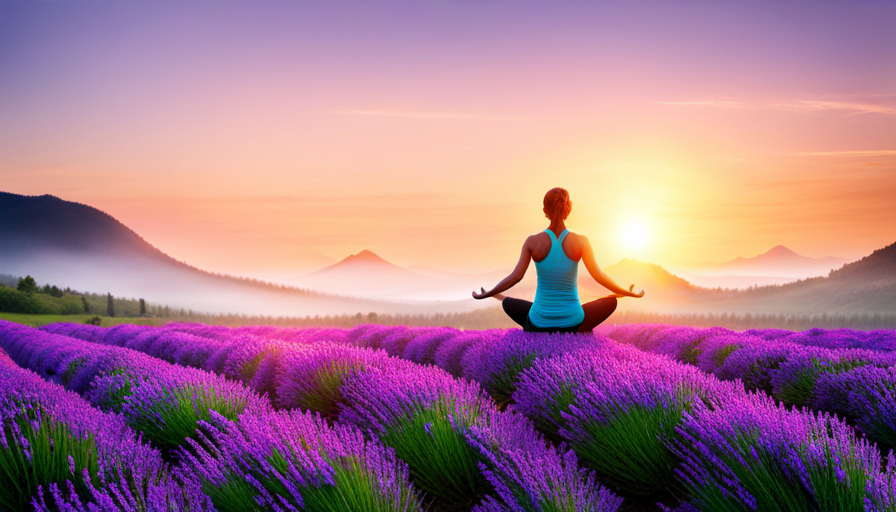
[652,100,745,109]
[791,150,896,157]
[655,99,895,115]
[333,109,531,120]
[774,100,896,115]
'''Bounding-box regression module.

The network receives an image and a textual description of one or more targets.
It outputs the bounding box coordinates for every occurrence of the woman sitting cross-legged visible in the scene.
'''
[473,187,644,333]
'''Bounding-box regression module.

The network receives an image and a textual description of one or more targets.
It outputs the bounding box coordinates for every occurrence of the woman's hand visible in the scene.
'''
[615,284,645,298]
[472,287,490,300]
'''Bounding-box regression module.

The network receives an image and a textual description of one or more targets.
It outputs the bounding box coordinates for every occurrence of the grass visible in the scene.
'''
[0,312,164,328]
[0,409,100,511]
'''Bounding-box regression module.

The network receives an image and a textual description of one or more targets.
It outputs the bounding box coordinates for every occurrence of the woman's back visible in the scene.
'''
[528,228,585,328]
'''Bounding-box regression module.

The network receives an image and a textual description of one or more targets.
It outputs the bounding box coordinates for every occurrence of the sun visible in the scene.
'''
[621,221,650,252]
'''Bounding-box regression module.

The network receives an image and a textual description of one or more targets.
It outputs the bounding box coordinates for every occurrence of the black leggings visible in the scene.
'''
[502,296,618,333]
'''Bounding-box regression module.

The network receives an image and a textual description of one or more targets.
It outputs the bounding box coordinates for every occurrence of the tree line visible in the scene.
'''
[0,274,147,317]
[2,273,893,331]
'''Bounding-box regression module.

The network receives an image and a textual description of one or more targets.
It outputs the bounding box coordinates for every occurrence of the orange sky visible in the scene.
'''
[1,1,894,278]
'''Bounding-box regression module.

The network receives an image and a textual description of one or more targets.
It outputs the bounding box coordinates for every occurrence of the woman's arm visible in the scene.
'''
[472,238,533,299]
[580,236,645,298]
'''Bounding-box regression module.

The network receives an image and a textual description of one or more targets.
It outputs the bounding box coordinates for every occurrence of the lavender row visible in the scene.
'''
[1,321,425,512]
[55,322,896,511]
[744,327,896,352]
[0,347,211,511]
[1,320,267,454]
[609,323,896,451]
[330,325,896,511]
[43,322,623,511]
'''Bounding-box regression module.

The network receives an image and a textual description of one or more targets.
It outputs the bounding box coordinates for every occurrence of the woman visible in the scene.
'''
[473,187,644,333]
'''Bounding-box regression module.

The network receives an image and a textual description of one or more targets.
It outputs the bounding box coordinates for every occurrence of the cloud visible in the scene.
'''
[332,109,530,120]
[791,150,896,157]
[652,100,745,108]
[774,100,896,115]
[654,99,895,115]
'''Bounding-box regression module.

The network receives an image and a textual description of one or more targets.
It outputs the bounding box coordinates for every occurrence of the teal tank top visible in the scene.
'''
[527,228,585,328]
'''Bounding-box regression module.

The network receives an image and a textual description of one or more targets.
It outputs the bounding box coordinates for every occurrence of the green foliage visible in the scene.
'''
[684,420,868,512]
[743,354,789,395]
[0,408,100,511]
[0,286,87,315]
[380,403,490,509]
[17,275,37,294]
[713,344,740,369]
[62,358,87,386]
[490,353,538,407]
[125,381,251,453]
[0,312,162,328]
[107,293,115,317]
[774,357,873,408]
[531,381,579,440]
[301,455,417,512]
[41,284,64,297]
[290,361,363,420]
[201,473,264,512]
[568,403,683,496]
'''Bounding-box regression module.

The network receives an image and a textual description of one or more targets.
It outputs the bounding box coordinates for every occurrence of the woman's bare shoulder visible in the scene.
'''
[567,231,590,245]
[527,231,552,242]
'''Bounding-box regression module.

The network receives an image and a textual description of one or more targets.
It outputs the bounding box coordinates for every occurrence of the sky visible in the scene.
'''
[1,0,894,279]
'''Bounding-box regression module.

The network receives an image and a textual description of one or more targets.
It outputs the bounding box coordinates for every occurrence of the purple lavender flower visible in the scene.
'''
[461,330,605,406]
[467,408,622,512]
[606,323,673,350]
[40,323,107,343]
[673,391,884,512]
[1,321,269,455]
[648,326,733,364]
[351,324,407,350]
[378,327,435,357]
[0,343,211,511]
[693,334,755,375]
[179,409,422,512]
[100,324,154,347]
[434,330,503,378]
[401,327,461,365]
[514,344,742,495]
[275,342,410,417]
[339,363,496,507]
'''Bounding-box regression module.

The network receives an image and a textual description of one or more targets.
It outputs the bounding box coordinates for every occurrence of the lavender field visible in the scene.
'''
[2,320,896,512]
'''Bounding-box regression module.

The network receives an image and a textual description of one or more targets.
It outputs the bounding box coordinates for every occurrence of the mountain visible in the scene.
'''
[295,250,429,299]
[293,250,507,303]
[573,259,700,313]
[828,243,896,282]
[566,249,896,316]
[697,245,850,278]
[0,192,473,316]
[3,191,892,318]
[685,241,896,315]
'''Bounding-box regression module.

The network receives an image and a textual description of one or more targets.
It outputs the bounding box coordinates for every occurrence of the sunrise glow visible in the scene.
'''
[620,221,650,253]
[0,1,893,277]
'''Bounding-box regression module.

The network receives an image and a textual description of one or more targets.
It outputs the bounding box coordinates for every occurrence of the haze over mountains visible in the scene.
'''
[0,192,480,316]
[291,249,508,302]
[1,191,893,317]
[667,245,851,290]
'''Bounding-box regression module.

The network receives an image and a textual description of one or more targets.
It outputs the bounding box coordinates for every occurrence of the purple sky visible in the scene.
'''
[1,0,894,276]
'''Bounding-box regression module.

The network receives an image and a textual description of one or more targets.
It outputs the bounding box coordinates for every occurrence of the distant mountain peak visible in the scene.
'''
[765,245,798,256]
[341,250,389,265]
